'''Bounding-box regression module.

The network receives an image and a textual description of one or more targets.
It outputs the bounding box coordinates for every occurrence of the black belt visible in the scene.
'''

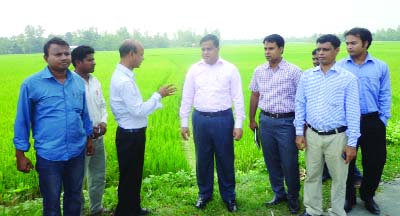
[196,108,232,117]
[117,126,146,133]
[307,124,347,136]
[261,111,294,118]
[361,111,379,118]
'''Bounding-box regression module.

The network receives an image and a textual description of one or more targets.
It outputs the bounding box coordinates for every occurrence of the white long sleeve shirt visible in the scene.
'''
[110,64,162,129]
[81,73,108,127]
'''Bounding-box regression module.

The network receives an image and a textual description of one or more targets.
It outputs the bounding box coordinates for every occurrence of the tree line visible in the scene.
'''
[0,25,399,54]
[0,26,220,54]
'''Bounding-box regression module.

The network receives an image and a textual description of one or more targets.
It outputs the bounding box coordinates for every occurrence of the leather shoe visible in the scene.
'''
[90,208,113,216]
[288,199,300,214]
[298,212,312,216]
[322,175,331,182]
[195,197,211,209]
[265,195,287,205]
[364,198,380,215]
[226,199,238,212]
[344,200,356,213]
[138,208,150,216]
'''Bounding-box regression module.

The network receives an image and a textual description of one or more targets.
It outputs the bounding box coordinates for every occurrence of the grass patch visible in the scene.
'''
[3,144,399,216]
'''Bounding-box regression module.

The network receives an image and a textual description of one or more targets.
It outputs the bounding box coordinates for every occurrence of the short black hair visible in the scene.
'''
[312,48,318,55]
[316,34,341,49]
[71,45,95,67]
[43,37,69,56]
[344,27,373,49]
[200,34,219,48]
[263,34,285,48]
[119,40,138,58]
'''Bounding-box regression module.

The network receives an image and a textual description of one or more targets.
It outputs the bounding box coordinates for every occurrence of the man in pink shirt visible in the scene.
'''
[179,34,245,212]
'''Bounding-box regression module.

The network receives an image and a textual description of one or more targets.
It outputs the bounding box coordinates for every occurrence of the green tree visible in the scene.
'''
[24,25,45,53]
[75,27,100,47]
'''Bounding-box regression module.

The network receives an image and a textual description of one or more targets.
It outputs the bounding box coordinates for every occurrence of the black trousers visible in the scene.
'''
[115,127,146,216]
[346,114,387,202]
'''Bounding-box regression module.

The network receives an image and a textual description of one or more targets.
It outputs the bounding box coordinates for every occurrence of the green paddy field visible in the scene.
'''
[0,42,399,215]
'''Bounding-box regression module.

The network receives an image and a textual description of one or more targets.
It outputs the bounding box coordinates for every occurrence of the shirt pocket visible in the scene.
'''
[38,93,64,113]
[275,74,294,93]
[215,72,231,93]
[69,91,84,114]
[358,75,380,94]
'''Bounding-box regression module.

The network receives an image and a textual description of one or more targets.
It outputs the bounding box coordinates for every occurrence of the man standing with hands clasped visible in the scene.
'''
[294,34,360,216]
[180,34,245,212]
[338,27,391,215]
[110,39,176,216]
[71,45,111,216]
[249,34,302,214]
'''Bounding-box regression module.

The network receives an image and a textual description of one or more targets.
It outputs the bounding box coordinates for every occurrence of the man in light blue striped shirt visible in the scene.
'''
[338,27,391,215]
[295,34,361,216]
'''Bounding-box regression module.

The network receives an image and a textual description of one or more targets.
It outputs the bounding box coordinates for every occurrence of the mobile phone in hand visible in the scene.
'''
[341,152,346,160]
[254,128,260,150]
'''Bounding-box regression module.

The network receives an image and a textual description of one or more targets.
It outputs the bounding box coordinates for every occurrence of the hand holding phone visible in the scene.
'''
[254,128,260,150]
[341,152,346,160]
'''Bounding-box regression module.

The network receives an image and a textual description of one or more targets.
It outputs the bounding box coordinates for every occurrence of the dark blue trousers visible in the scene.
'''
[36,150,85,216]
[259,114,300,201]
[192,109,235,202]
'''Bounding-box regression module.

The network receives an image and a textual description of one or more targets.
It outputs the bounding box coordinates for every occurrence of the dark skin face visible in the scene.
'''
[345,34,368,63]
[80,53,96,73]
[264,41,283,67]
[74,53,96,81]
[312,54,319,67]
[44,44,71,74]
[316,42,339,72]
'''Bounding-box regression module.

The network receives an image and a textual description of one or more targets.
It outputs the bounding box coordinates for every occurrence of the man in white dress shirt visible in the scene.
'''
[180,34,245,212]
[110,39,176,216]
[72,45,111,216]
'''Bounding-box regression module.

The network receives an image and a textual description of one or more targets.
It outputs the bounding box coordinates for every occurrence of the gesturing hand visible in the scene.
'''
[159,84,177,98]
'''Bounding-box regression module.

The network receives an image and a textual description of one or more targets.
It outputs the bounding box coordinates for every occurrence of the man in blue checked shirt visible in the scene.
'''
[13,37,94,216]
[338,27,391,215]
[294,34,360,216]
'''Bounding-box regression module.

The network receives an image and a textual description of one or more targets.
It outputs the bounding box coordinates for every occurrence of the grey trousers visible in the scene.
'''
[81,137,106,215]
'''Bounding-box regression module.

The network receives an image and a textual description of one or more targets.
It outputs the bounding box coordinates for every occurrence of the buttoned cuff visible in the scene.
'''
[181,117,189,128]
[295,127,304,136]
[153,92,161,100]
[347,138,357,147]
[152,92,163,109]
[379,115,388,126]
[234,119,243,129]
